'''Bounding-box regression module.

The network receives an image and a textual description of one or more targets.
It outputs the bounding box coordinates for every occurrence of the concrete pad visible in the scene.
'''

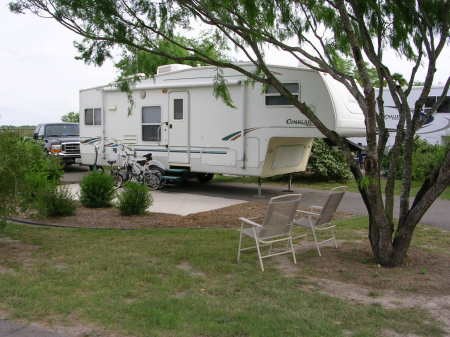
[62,184,246,216]
[0,319,26,336]
[148,190,246,215]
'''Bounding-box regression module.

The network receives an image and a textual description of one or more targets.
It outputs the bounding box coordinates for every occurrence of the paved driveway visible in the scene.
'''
[163,181,450,230]
[62,169,450,230]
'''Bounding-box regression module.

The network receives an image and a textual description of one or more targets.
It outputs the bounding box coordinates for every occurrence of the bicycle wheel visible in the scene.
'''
[111,169,124,188]
[143,170,163,190]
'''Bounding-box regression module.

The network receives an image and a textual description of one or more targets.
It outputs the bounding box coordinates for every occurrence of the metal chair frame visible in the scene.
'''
[294,186,346,256]
[237,194,302,271]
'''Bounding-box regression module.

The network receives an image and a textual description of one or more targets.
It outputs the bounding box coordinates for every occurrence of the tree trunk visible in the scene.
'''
[368,216,415,267]
[368,214,395,266]
[391,226,415,266]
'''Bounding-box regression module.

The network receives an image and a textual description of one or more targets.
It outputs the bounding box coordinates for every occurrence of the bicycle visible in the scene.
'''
[109,145,163,190]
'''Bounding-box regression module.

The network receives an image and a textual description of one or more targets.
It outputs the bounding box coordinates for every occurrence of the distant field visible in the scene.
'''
[0,127,35,137]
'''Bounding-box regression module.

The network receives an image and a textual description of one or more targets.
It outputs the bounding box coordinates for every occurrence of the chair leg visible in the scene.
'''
[237,228,243,263]
[307,217,322,257]
[289,237,297,264]
[311,227,322,257]
[254,238,265,272]
[333,227,338,248]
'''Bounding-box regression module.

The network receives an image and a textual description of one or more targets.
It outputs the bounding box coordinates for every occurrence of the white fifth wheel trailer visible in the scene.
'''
[350,86,450,147]
[79,63,365,181]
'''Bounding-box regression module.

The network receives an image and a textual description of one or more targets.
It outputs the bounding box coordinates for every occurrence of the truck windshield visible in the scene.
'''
[45,124,79,137]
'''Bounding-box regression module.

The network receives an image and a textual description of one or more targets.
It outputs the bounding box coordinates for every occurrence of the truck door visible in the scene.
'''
[168,91,189,164]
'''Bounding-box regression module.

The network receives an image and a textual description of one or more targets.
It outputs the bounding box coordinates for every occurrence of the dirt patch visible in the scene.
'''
[0,265,17,275]
[310,277,449,331]
[1,310,135,337]
[16,202,351,230]
[275,242,450,335]
[0,237,39,272]
[281,241,450,296]
[176,261,206,277]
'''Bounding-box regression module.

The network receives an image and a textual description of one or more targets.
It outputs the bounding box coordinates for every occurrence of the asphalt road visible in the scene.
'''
[61,167,450,231]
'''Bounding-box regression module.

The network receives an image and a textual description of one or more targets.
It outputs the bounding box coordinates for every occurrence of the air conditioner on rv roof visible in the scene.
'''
[156,64,192,74]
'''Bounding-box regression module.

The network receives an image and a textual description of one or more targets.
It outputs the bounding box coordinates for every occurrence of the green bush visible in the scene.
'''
[0,132,64,219]
[80,171,115,208]
[304,139,351,181]
[35,186,77,217]
[117,182,152,216]
[411,140,446,181]
[382,137,447,181]
[0,218,6,234]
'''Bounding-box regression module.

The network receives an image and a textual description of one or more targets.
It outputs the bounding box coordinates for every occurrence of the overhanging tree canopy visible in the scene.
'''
[10,0,450,267]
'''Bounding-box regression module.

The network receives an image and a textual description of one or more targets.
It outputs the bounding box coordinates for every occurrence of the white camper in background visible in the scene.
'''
[350,86,450,147]
[79,63,365,182]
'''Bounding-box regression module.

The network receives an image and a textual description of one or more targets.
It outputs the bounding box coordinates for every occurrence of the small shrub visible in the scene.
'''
[0,218,6,233]
[304,139,351,181]
[35,186,77,217]
[0,132,63,219]
[80,171,115,208]
[382,137,447,181]
[411,140,446,181]
[117,182,152,216]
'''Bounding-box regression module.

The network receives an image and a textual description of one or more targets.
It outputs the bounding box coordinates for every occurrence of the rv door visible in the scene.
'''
[168,92,189,164]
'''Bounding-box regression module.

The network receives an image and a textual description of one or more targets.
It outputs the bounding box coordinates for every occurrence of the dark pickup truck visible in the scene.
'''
[33,123,81,166]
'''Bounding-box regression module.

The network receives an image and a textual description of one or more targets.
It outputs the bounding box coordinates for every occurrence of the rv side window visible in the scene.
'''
[265,83,299,106]
[142,106,161,142]
[174,99,183,120]
[94,108,102,124]
[84,108,102,125]
[85,109,93,125]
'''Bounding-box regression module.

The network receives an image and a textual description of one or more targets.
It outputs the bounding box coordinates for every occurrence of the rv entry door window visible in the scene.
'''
[265,83,299,106]
[173,99,184,120]
[142,106,161,142]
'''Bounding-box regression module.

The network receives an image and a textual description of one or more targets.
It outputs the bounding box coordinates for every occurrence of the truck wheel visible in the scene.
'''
[197,173,214,183]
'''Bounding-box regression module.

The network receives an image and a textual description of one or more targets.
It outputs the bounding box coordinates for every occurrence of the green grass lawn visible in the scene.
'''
[214,175,450,200]
[0,220,447,337]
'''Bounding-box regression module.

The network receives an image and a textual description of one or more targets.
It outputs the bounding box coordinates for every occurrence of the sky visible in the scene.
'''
[1,2,449,126]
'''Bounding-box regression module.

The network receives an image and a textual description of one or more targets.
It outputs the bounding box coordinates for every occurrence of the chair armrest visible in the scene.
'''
[310,205,323,211]
[296,210,320,217]
[315,223,336,231]
[239,217,263,228]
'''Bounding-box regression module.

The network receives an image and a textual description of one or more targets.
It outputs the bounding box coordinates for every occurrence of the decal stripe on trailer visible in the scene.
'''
[222,128,259,141]
[135,149,227,154]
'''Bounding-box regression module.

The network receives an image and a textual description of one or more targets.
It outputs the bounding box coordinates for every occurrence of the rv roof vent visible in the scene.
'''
[157,64,192,74]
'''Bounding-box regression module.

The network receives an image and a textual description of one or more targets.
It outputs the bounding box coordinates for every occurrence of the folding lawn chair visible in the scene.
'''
[294,186,346,256]
[237,194,302,272]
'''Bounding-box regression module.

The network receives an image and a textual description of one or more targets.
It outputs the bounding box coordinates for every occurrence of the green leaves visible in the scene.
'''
[80,171,116,208]
[307,139,351,181]
[213,68,236,108]
[0,132,64,218]
[61,112,80,123]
